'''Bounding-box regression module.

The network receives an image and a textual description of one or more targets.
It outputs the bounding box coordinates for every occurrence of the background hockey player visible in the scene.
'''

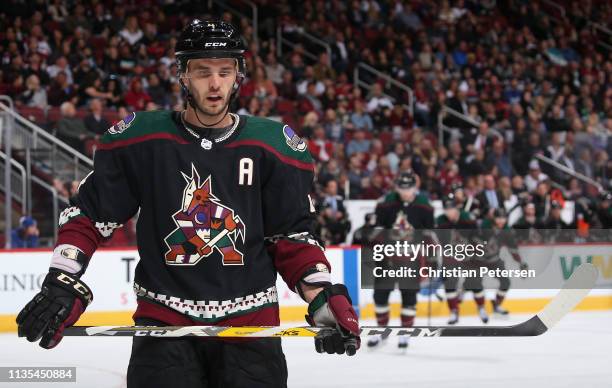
[436,191,477,325]
[477,208,529,316]
[16,19,359,388]
[368,171,434,349]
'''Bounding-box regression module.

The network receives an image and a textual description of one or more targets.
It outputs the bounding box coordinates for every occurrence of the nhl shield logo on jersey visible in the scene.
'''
[164,164,246,266]
[283,125,307,152]
[107,112,136,135]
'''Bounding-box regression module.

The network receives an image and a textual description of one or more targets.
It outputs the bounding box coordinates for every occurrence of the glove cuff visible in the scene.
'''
[307,284,352,317]
[46,270,93,306]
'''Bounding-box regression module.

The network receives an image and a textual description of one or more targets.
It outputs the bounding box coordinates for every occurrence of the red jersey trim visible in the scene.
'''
[98,133,189,150]
[225,139,314,172]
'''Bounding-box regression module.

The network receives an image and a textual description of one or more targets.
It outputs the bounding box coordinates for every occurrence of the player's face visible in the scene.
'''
[184,58,237,116]
[445,207,459,222]
[494,216,507,228]
[397,187,416,202]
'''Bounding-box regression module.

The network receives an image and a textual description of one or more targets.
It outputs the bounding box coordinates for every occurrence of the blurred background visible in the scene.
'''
[0,0,610,248]
[0,2,611,387]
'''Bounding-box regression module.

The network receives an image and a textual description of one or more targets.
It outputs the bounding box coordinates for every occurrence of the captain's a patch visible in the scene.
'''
[283,125,307,152]
[108,112,136,135]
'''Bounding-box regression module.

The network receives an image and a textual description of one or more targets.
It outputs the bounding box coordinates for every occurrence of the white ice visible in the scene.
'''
[1,311,611,388]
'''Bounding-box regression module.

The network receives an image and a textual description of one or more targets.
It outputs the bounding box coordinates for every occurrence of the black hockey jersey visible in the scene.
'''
[56,111,328,325]
[375,191,434,230]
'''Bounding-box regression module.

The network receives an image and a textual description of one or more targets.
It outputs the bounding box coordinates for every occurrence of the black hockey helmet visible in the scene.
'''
[395,171,418,189]
[442,193,457,209]
[175,19,247,79]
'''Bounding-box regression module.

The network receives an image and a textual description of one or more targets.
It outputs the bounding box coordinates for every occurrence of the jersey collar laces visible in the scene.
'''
[180,111,240,148]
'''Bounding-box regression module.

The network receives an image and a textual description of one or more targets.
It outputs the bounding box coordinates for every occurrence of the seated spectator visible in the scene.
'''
[439,160,463,195]
[543,132,574,182]
[487,139,513,178]
[104,76,124,108]
[120,15,143,46]
[84,98,110,137]
[347,153,368,199]
[346,130,371,156]
[532,181,551,220]
[245,65,277,101]
[264,51,285,85]
[18,74,47,109]
[477,174,504,217]
[298,81,323,115]
[413,138,438,173]
[334,72,352,99]
[237,96,261,116]
[73,58,97,87]
[277,70,298,101]
[80,73,115,106]
[318,180,351,245]
[420,165,442,198]
[168,83,184,111]
[10,216,39,248]
[56,101,89,153]
[322,108,344,142]
[366,83,393,114]
[24,53,49,86]
[313,52,336,81]
[513,203,543,231]
[124,77,152,111]
[47,71,77,107]
[469,121,497,154]
[317,158,341,187]
[308,125,334,162]
[46,56,73,84]
[524,160,549,192]
[541,201,574,241]
[300,111,319,139]
[297,65,325,96]
[320,86,337,111]
[360,174,386,200]
[146,73,168,108]
[350,100,374,132]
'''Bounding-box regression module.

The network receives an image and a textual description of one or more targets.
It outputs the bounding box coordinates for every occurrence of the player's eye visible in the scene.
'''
[187,69,211,79]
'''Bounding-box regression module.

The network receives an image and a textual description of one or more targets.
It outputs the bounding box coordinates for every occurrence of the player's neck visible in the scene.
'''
[183,107,233,129]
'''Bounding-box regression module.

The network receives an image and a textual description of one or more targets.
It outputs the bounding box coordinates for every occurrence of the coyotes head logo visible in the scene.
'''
[164,165,245,265]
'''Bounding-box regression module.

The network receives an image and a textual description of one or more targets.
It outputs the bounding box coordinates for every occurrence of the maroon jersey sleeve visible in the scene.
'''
[261,150,330,291]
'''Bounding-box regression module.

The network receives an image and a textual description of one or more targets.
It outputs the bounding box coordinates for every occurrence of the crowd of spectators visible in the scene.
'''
[1,0,610,245]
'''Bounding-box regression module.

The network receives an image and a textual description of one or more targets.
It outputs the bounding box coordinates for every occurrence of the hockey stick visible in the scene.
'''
[63,263,598,338]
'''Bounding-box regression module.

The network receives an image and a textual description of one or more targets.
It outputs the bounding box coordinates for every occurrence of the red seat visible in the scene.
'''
[276,99,295,115]
[103,109,120,124]
[379,131,393,148]
[76,108,89,120]
[47,106,62,124]
[18,106,46,124]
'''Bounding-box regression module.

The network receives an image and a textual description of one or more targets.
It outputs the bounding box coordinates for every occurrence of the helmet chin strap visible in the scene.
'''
[184,83,232,128]
[181,71,243,128]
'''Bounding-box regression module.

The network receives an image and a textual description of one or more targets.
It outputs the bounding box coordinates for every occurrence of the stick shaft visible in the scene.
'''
[62,263,598,339]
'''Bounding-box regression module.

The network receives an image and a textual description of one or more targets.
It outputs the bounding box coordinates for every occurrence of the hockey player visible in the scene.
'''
[368,171,434,349]
[477,208,529,316]
[16,20,359,388]
[436,192,477,325]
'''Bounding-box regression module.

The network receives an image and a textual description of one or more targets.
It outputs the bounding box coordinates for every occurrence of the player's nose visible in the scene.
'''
[209,73,221,90]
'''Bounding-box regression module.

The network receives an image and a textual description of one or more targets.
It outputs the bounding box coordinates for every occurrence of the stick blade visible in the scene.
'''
[534,262,599,332]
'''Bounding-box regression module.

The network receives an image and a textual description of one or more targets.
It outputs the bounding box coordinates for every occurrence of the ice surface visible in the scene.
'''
[1,311,611,388]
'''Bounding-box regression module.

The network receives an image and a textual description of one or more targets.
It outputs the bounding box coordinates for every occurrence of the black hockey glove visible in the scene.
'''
[306,284,361,356]
[16,270,92,349]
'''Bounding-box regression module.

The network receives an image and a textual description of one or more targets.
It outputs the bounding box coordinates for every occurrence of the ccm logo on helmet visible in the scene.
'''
[205,42,227,47]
